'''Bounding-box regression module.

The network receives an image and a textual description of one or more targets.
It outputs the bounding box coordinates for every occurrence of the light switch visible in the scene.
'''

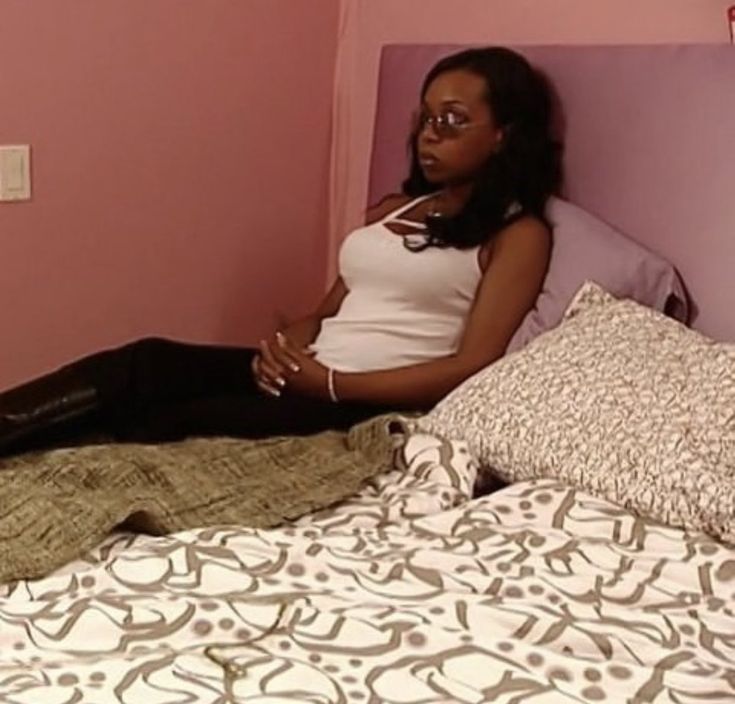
[0,145,32,202]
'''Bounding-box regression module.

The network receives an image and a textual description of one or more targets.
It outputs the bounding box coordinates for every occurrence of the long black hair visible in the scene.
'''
[402,47,563,250]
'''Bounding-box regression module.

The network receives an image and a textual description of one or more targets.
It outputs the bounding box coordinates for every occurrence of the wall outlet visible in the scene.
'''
[0,145,32,202]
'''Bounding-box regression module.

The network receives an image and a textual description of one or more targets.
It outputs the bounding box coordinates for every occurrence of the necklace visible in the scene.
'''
[426,194,446,220]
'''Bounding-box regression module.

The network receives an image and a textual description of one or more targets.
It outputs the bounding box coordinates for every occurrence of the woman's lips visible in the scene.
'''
[419,153,440,169]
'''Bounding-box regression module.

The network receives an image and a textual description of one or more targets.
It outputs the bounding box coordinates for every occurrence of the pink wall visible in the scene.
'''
[0,0,339,390]
[328,0,734,278]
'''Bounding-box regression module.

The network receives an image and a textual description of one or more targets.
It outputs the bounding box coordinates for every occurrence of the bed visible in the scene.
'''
[1,45,734,703]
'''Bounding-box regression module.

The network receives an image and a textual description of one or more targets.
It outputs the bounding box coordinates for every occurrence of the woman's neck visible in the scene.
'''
[432,183,473,216]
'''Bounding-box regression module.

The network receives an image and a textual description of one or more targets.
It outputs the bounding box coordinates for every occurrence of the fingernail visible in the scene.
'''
[290,364,300,373]
[270,388,281,398]
[276,377,286,387]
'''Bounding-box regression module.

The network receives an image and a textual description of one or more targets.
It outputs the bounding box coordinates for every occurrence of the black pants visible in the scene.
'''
[0,338,396,456]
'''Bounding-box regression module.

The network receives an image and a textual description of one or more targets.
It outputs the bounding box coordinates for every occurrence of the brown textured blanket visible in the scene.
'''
[0,414,404,584]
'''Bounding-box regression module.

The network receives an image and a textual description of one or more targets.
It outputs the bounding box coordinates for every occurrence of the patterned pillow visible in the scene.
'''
[418,282,735,542]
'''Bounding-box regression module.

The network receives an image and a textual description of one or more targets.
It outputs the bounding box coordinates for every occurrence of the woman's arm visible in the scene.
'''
[255,277,347,395]
[332,216,551,408]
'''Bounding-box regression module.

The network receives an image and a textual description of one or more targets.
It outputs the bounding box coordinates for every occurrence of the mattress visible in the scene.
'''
[1,436,733,703]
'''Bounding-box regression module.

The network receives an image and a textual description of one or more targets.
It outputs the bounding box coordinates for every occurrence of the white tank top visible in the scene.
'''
[310,195,482,373]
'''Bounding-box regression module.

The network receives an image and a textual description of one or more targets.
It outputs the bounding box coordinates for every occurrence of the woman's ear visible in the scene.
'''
[494,124,512,151]
[493,129,505,152]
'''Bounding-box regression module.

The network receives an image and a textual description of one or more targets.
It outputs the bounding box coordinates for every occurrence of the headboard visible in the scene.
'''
[368,45,735,342]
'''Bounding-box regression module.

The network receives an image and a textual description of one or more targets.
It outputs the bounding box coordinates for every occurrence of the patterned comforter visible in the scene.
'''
[1,434,734,703]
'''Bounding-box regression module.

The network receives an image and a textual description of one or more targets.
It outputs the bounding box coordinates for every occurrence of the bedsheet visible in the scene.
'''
[1,435,734,703]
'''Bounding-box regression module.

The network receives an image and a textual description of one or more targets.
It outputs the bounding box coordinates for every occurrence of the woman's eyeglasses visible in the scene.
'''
[413,109,490,139]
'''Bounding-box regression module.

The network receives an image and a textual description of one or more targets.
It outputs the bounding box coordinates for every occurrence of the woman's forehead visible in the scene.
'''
[423,70,488,106]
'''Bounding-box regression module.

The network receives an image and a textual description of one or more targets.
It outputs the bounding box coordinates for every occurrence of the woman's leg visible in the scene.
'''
[124,391,395,443]
[0,337,255,456]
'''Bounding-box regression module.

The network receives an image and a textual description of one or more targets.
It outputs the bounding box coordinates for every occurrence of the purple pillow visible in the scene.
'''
[506,197,688,353]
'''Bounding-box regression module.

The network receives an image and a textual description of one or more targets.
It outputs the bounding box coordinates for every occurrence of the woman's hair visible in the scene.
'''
[402,47,563,250]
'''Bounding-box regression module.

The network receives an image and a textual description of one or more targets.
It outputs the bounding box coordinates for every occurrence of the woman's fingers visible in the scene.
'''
[256,376,282,398]
[252,351,286,395]
[257,333,309,397]
[273,332,303,371]
[261,360,287,389]
[260,340,289,377]
[256,348,287,389]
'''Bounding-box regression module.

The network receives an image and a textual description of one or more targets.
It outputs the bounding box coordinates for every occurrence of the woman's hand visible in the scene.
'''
[268,332,330,399]
[252,332,320,398]
[251,278,347,398]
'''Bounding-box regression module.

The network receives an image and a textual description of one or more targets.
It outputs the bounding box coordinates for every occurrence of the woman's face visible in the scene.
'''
[417,69,504,186]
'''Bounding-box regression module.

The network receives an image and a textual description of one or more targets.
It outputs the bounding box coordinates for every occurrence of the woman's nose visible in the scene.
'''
[418,124,441,145]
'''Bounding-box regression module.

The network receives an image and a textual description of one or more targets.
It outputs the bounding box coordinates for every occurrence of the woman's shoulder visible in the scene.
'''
[496,213,551,253]
[480,214,551,271]
[498,213,550,240]
[364,193,412,225]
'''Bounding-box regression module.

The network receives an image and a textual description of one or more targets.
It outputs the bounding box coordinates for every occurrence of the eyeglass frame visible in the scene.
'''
[412,107,494,139]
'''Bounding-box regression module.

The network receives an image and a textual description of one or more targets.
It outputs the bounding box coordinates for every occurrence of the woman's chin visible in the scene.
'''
[420,168,445,184]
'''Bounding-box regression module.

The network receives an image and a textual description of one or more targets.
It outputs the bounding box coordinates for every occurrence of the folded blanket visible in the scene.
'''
[0,414,404,583]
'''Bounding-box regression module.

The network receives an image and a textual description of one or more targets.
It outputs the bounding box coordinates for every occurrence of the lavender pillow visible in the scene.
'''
[506,197,688,354]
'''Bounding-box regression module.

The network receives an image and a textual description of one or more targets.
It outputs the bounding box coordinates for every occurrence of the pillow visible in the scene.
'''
[419,282,735,542]
[506,197,688,353]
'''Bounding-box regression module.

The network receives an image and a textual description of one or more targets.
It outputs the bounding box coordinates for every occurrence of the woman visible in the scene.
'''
[0,47,562,457]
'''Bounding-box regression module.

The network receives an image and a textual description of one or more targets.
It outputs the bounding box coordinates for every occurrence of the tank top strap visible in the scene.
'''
[387,217,428,231]
[378,193,436,224]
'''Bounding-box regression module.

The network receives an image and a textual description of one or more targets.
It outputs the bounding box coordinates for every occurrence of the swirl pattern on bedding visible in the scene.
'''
[1,435,734,703]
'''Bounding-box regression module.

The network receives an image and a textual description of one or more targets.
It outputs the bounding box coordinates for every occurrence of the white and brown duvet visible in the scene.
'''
[1,434,734,703]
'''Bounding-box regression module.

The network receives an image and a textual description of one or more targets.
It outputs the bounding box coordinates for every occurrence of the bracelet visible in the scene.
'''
[327,368,339,403]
